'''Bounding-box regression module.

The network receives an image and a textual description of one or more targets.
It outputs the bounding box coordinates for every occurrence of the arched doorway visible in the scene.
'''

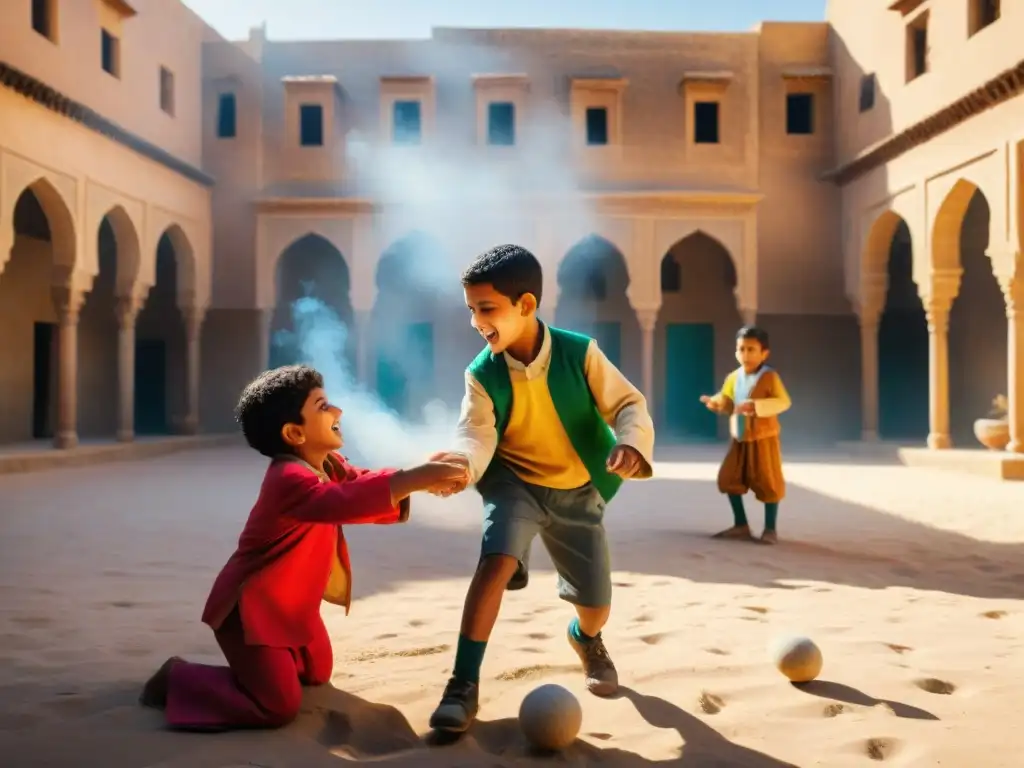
[269,233,354,374]
[877,219,929,439]
[134,229,191,434]
[77,208,141,438]
[554,234,640,380]
[944,187,1007,444]
[655,231,741,441]
[0,181,76,445]
[372,232,469,419]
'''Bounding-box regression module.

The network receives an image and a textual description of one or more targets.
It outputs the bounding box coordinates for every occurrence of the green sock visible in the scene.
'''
[569,616,594,643]
[764,502,779,531]
[452,634,487,684]
[728,494,748,527]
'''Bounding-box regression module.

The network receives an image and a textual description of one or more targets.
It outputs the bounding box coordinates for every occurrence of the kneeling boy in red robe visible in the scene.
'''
[138,364,467,731]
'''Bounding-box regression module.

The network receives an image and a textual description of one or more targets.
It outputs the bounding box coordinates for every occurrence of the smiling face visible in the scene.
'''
[280,387,343,466]
[464,281,537,355]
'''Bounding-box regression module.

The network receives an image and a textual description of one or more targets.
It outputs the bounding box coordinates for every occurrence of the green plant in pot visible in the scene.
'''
[974,395,1009,450]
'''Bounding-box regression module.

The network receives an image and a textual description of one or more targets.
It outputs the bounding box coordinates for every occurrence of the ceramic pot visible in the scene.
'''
[974,418,1010,450]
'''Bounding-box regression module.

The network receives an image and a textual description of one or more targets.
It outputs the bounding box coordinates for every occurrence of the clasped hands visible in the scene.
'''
[425,443,647,498]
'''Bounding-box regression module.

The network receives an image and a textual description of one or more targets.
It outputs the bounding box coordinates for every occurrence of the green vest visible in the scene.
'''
[467,325,622,502]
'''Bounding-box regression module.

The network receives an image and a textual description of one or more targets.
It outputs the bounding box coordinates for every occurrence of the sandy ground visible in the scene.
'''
[2,446,1024,767]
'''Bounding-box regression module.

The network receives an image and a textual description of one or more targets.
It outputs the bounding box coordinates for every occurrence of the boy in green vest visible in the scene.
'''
[426,244,655,734]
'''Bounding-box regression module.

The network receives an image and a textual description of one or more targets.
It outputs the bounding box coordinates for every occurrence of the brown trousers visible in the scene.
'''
[717,436,785,504]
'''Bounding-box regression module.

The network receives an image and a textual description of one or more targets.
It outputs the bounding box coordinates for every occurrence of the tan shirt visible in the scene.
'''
[450,326,655,488]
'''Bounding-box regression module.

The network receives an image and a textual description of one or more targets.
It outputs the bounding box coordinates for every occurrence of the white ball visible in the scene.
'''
[518,683,582,751]
[771,635,823,683]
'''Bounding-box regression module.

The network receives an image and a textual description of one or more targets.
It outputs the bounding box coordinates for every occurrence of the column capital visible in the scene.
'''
[116,293,147,328]
[997,274,1024,319]
[51,285,87,323]
[920,267,963,305]
[633,306,660,333]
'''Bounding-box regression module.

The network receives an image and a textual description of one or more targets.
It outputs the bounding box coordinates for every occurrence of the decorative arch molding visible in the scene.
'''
[139,207,208,309]
[0,152,79,278]
[84,183,145,293]
[257,215,357,310]
[651,218,747,310]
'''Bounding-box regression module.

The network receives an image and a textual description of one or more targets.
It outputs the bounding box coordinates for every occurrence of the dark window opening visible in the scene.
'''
[487,102,515,146]
[786,93,814,135]
[907,17,929,81]
[393,100,422,145]
[217,93,237,138]
[101,29,119,77]
[661,256,681,293]
[585,107,608,145]
[32,0,54,41]
[969,0,1000,35]
[299,103,323,146]
[859,73,876,113]
[159,67,174,115]
[693,101,719,144]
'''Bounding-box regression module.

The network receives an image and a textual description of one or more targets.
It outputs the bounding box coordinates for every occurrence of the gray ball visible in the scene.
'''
[518,683,582,750]
[771,635,823,683]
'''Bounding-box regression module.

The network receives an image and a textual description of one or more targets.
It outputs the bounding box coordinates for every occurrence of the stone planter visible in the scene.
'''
[974,418,1010,451]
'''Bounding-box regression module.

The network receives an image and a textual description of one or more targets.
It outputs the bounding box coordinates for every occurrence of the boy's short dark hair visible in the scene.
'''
[461,244,544,307]
[235,364,324,458]
[737,325,770,350]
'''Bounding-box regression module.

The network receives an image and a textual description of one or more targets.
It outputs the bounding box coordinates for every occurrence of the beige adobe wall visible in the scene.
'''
[829,0,1023,448]
[0,0,215,446]
[0,0,210,170]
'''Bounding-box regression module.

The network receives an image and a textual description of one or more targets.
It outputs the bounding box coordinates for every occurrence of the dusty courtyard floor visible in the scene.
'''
[1,446,1024,767]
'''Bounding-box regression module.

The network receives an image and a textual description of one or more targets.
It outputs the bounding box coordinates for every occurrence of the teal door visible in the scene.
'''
[664,323,717,440]
[377,323,434,417]
[590,321,621,368]
[878,309,929,439]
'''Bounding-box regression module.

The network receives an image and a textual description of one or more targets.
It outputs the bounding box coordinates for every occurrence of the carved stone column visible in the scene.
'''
[857,273,887,442]
[51,285,87,449]
[1001,273,1024,453]
[115,293,146,442]
[635,307,658,407]
[181,305,206,435]
[923,269,961,449]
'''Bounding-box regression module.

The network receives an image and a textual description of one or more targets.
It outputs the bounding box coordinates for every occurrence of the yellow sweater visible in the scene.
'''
[451,325,655,488]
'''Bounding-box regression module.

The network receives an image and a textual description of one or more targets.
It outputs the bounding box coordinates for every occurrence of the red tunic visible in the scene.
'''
[201,453,407,648]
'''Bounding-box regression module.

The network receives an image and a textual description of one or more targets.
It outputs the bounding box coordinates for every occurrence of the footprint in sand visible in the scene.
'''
[587,732,613,741]
[981,610,1008,619]
[526,632,552,641]
[913,678,956,695]
[375,633,399,640]
[883,643,913,654]
[407,619,427,628]
[697,691,725,715]
[704,647,731,656]
[633,612,653,623]
[864,737,899,761]
[639,633,665,645]
[495,663,578,681]
[350,644,449,662]
[613,581,634,588]
[742,606,769,614]
[823,703,847,717]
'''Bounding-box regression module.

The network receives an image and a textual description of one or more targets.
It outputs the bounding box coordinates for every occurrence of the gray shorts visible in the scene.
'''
[477,461,612,608]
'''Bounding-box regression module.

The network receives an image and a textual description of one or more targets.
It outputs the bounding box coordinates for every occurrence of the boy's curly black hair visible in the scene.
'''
[737,325,770,350]
[461,244,544,307]
[235,364,324,458]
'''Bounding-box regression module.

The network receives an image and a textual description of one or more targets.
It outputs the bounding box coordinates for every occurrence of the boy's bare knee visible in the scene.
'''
[477,554,520,583]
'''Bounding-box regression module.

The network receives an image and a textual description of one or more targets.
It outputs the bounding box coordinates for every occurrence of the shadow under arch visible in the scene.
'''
[372,231,472,418]
[554,234,640,382]
[655,230,741,442]
[269,233,354,371]
[0,183,79,444]
[76,206,144,439]
[933,184,1009,445]
[862,213,929,440]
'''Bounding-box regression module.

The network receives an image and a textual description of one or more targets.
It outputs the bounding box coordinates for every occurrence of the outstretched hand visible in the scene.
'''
[700,394,719,412]
[606,444,645,479]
